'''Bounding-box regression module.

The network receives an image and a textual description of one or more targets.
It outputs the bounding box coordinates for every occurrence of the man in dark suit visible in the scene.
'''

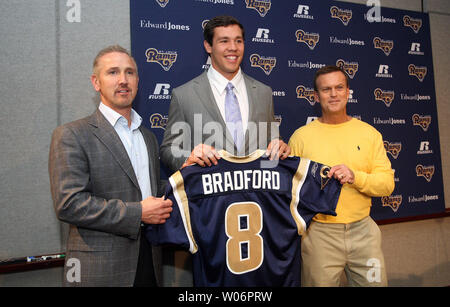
[160,15,290,173]
[49,45,173,286]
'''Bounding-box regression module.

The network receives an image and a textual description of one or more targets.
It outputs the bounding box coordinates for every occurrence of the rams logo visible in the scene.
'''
[416,164,435,182]
[202,20,209,30]
[245,0,271,17]
[155,0,169,8]
[295,30,319,50]
[336,59,358,79]
[373,37,394,56]
[250,54,276,75]
[412,114,431,131]
[145,48,177,71]
[330,6,352,26]
[374,88,395,107]
[383,141,402,159]
[381,195,402,212]
[150,113,168,130]
[403,15,422,33]
[408,64,427,82]
[156,0,169,7]
[319,165,331,190]
[296,85,316,106]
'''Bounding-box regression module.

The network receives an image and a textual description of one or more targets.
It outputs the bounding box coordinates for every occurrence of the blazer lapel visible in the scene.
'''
[192,71,236,149]
[140,127,158,197]
[242,73,258,150]
[88,110,141,191]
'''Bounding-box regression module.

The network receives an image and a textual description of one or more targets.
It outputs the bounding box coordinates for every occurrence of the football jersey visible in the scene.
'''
[146,150,341,286]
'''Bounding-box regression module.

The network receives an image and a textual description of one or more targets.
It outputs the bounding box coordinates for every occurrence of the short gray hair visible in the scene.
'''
[92,45,138,75]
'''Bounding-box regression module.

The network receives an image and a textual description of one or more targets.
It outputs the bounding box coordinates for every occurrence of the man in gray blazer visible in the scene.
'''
[160,15,290,173]
[49,45,172,287]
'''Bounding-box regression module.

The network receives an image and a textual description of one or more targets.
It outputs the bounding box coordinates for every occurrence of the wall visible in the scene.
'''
[0,0,448,287]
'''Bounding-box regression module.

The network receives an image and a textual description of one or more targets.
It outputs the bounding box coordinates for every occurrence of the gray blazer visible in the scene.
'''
[160,71,278,173]
[49,109,162,287]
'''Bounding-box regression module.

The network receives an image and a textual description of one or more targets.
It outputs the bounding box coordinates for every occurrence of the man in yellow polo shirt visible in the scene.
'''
[288,65,394,286]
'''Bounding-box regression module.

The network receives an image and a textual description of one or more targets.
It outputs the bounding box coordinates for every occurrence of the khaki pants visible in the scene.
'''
[301,216,387,287]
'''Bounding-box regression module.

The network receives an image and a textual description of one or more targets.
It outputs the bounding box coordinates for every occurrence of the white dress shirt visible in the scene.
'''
[99,102,152,200]
[207,66,249,132]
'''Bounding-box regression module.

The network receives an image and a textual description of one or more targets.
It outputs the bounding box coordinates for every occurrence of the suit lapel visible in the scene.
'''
[192,71,236,149]
[242,73,258,150]
[192,72,225,126]
[88,110,141,191]
[140,127,158,196]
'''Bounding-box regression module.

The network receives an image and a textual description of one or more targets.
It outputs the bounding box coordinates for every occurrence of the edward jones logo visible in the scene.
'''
[145,48,177,71]
[374,88,395,107]
[245,0,271,17]
[330,6,352,26]
[295,30,319,50]
[250,54,276,75]
[373,37,394,56]
[403,15,422,33]
[408,64,427,82]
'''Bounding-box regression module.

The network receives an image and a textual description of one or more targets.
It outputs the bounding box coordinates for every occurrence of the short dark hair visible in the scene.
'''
[313,65,349,91]
[203,15,245,46]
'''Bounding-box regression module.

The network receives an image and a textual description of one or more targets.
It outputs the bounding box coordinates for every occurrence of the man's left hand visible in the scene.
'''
[266,139,291,160]
[328,164,355,184]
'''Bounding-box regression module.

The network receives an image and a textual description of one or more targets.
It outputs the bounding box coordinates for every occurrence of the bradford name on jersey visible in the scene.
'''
[146,150,341,286]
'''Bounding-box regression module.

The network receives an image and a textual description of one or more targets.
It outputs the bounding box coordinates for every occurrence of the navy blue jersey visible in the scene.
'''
[146,150,341,286]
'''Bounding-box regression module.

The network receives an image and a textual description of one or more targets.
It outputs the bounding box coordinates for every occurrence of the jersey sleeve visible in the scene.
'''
[291,159,341,234]
[145,171,198,253]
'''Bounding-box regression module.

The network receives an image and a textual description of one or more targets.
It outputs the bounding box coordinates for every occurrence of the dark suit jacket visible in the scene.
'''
[49,109,163,286]
[160,71,279,173]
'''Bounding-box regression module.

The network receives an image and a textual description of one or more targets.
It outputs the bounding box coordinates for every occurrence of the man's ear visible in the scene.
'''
[91,74,100,92]
[203,40,212,54]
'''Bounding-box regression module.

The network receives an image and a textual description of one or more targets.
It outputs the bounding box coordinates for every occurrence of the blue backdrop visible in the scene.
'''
[130,0,445,222]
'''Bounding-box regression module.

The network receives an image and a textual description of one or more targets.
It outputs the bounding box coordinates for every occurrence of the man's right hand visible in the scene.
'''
[181,144,221,168]
[141,196,173,224]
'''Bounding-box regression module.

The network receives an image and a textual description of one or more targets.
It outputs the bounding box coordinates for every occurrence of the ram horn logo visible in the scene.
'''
[295,30,319,50]
[416,164,435,182]
[296,85,316,106]
[145,48,177,71]
[408,64,427,82]
[250,53,276,75]
[201,20,210,30]
[412,114,431,131]
[373,37,394,56]
[155,0,169,8]
[383,141,402,159]
[381,195,402,212]
[320,166,331,190]
[245,0,271,17]
[336,59,358,79]
[374,88,395,107]
[403,15,422,33]
[149,113,168,130]
[330,6,352,26]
